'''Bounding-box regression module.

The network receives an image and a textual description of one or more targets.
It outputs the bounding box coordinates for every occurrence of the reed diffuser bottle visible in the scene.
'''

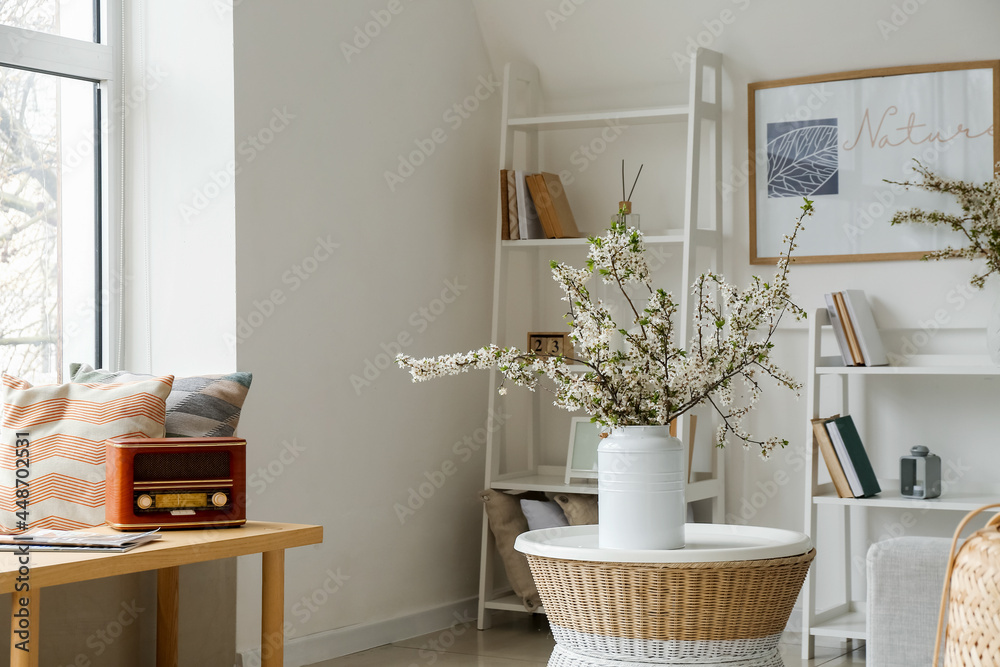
[613,161,642,229]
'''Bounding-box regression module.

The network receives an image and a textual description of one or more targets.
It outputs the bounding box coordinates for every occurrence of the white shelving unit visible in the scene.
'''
[477,48,725,629]
[800,308,1000,659]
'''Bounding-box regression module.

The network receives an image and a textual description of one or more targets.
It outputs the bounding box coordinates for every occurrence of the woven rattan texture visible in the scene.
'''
[944,525,1000,666]
[526,549,814,642]
[549,626,781,663]
[546,642,784,667]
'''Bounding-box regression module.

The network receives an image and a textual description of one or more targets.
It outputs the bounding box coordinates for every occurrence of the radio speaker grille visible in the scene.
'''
[134,451,231,481]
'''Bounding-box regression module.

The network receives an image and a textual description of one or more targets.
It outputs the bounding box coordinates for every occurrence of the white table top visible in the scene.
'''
[514,524,812,563]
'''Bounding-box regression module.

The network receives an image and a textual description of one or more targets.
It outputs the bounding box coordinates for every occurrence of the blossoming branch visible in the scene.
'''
[398,200,813,458]
[887,160,1000,289]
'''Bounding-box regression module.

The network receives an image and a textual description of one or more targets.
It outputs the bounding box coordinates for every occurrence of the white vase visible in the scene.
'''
[597,425,685,550]
[988,294,1000,365]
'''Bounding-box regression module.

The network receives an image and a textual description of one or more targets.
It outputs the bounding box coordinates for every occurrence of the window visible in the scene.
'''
[0,1,114,384]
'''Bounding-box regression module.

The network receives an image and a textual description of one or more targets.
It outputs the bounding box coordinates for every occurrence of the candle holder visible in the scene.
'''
[900,445,941,499]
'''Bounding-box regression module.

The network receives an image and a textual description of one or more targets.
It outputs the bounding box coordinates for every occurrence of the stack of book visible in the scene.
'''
[811,414,881,498]
[500,169,580,240]
[824,289,888,367]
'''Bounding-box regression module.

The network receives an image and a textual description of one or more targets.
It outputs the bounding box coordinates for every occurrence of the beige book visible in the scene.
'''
[526,173,558,238]
[540,172,580,238]
[811,415,853,498]
[833,292,864,366]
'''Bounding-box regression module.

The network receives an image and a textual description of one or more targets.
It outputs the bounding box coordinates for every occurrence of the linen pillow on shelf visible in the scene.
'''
[549,493,599,526]
[69,363,252,438]
[0,372,174,531]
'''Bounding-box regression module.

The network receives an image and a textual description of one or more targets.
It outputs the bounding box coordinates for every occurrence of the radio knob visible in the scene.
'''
[212,492,228,507]
[137,494,153,510]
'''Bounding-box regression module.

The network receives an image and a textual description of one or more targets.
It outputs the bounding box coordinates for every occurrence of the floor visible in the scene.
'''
[307,612,866,666]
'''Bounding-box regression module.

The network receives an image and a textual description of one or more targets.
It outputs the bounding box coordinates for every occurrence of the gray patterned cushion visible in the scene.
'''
[69,363,251,438]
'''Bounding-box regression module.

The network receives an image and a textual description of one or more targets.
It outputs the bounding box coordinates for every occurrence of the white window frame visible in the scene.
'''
[0,1,120,369]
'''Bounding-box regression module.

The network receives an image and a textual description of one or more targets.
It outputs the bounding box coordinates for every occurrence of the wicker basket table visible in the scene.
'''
[515,524,815,667]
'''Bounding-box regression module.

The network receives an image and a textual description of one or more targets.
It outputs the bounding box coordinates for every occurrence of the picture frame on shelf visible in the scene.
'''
[564,418,604,485]
[748,60,1000,265]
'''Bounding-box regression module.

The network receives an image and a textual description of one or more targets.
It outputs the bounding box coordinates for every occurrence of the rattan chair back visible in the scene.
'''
[934,503,1000,667]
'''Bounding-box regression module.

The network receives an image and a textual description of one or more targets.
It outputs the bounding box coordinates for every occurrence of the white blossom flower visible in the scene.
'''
[396,201,813,458]
[888,160,1000,289]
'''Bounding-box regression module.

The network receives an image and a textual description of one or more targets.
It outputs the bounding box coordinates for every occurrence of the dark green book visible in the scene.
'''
[827,416,881,497]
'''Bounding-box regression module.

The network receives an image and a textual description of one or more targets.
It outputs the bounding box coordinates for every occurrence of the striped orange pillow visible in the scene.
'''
[0,373,173,531]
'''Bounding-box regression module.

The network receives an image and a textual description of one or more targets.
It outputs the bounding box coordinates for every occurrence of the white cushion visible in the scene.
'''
[520,499,569,531]
[0,373,173,531]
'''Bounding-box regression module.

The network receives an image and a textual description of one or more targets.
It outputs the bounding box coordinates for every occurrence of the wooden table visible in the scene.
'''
[0,521,323,667]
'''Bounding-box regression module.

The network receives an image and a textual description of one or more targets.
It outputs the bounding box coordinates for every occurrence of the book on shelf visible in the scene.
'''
[841,289,888,366]
[824,290,887,367]
[501,170,579,240]
[538,172,580,238]
[824,415,881,498]
[832,292,864,365]
[499,169,510,240]
[824,294,856,367]
[811,415,853,498]
[525,174,557,238]
[513,170,545,239]
[506,170,519,240]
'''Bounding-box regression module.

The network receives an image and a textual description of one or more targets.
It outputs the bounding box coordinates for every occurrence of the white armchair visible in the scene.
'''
[866,536,951,667]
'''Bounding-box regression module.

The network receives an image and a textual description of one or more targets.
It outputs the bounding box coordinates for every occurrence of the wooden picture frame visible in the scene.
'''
[749,60,999,264]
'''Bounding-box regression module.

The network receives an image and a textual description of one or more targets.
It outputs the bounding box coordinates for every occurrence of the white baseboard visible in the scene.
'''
[236,596,478,667]
[236,598,850,666]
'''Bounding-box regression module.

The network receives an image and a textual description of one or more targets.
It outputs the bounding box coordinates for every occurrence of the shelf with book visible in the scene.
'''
[813,482,1000,511]
[501,229,721,247]
[815,353,1000,375]
[824,290,888,368]
[478,48,725,630]
[501,232,688,247]
[800,306,1000,659]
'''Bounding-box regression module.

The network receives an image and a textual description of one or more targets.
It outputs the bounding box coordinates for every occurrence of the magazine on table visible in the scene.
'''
[0,529,162,553]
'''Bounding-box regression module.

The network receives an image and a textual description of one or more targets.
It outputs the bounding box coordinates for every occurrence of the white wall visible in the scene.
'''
[48,2,241,665]
[227,0,1000,661]
[232,0,498,660]
[473,0,1000,616]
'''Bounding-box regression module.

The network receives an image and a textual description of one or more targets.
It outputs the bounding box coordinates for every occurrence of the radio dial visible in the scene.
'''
[212,492,228,507]
[137,494,153,510]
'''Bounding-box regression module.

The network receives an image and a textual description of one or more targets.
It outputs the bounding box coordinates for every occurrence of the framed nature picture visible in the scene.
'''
[749,60,999,264]
[564,418,604,484]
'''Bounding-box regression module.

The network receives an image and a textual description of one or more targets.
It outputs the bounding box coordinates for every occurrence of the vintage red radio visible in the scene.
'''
[105,437,247,530]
